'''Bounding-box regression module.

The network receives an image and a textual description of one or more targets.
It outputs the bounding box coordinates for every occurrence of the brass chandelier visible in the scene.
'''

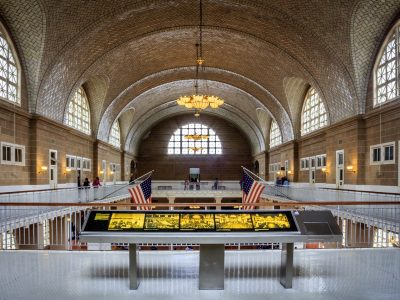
[184,133,209,141]
[176,0,224,117]
[190,146,203,152]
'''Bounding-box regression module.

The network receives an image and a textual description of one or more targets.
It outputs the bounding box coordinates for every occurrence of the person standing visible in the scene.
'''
[83,177,90,201]
[92,176,101,187]
[213,178,219,190]
[83,178,90,188]
[92,176,101,200]
[184,179,189,190]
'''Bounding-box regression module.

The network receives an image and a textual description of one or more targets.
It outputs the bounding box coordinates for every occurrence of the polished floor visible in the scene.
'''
[0,248,399,300]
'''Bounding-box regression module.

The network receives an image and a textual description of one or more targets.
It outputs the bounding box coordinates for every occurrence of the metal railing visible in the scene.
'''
[1,201,399,250]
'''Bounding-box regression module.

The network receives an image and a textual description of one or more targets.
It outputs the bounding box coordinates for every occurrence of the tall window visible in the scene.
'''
[0,28,19,104]
[109,120,121,148]
[167,123,222,155]
[269,120,282,148]
[375,22,400,106]
[301,87,327,135]
[65,87,91,135]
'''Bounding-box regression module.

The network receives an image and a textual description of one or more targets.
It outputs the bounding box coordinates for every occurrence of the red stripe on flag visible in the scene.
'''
[243,181,264,210]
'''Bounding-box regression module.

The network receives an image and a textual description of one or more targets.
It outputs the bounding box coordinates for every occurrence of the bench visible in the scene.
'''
[81,210,341,290]
[157,186,172,190]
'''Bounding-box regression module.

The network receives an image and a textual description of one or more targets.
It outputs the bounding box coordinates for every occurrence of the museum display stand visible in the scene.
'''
[80,210,341,290]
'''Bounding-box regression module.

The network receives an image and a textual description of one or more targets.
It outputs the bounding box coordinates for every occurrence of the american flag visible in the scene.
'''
[128,176,152,210]
[242,171,265,210]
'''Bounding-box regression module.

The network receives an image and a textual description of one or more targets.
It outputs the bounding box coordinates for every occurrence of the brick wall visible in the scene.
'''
[137,114,253,180]
[268,142,297,182]
[0,105,399,187]
[0,105,31,185]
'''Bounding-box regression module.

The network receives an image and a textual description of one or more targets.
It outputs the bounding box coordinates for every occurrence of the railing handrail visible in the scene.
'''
[320,187,400,196]
[1,200,400,207]
[0,183,127,196]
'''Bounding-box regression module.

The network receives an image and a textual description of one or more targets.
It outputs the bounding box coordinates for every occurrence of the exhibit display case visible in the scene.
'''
[81,209,342,291]
[83,210,299,232]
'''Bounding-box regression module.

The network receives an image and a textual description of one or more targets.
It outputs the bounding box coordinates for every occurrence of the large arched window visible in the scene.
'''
[65,87,91,135]
[269,120,282,148]
[167,123,222,155]
[301,87,327,135]
[0,26,19,105]
[375,22,400,106]
[109,120,121,148]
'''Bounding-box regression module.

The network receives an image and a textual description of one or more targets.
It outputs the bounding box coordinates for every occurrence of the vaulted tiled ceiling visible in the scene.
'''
[1,0,399,154]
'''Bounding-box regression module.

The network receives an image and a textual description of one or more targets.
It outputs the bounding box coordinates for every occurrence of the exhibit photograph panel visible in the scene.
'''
[82,210,299,233]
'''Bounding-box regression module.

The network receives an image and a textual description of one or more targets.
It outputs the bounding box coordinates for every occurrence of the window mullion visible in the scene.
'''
[396,26,399,98]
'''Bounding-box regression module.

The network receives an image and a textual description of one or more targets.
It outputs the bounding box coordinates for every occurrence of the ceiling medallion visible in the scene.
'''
[176,0,224,117]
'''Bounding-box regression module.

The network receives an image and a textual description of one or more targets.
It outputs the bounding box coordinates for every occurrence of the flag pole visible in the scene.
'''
[98,170,154,200]
[132,170,154,183]
[241,166,291,200]
[241,166,268,183]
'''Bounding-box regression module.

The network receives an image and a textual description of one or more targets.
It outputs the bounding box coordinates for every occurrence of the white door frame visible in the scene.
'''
[309,156,316,184]
[102,160,106,184]
[49,149,58,189]
[284,160,289,176]
[111,163,117,184]
[336,150,344,188]
[76,156,82,186]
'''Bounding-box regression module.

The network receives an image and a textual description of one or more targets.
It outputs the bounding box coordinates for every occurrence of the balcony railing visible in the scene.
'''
[1,201,399,250]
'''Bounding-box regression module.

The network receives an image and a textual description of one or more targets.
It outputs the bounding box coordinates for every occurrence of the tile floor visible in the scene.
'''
[0,248,399,300]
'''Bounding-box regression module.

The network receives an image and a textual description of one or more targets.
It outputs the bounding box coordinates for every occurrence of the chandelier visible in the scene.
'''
[176,0,224,117]
[184,133,209,141]
[190,146,203,152]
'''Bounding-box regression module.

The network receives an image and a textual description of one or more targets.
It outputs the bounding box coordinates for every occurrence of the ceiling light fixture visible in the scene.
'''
[190,146,203,152]
[184,133,209,141]
[176,0,224,117]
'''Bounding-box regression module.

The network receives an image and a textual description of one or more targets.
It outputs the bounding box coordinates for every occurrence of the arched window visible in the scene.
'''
[109,120,121,148]
[0,26,20,104]
[65,87,91,135]
[269,120,282,148]
[301,87,327,135]
[167,123,222,155]
[375,22,400,106]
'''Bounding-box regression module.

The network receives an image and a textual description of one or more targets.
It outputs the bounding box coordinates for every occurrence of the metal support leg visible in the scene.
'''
[129,243,139,290]
[280,242,294,288]
[199,244,225,290]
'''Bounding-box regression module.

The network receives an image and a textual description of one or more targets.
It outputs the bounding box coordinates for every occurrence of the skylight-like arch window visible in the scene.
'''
[109,120,121,148]
[301,87,327,135]
[65,87,91,135]
[0,26,20,105]
[269,120,282,148]
[167,123,222,155]
[375,22,400,106]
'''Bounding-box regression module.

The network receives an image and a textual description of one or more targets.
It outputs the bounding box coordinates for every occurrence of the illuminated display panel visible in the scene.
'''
[251,213,291,231]
[180,213,215,231]
[215,213,253,231]
[144,213,180,230]
[83,211,299,232]
[108,213,145,230]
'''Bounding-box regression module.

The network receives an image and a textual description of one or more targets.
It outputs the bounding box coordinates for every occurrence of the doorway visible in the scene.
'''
[49,149,58,189]
[110,163,120,184]
[309,156,316,184]
[101,160,106,184]
[130,160,137,178]
[336,150,344,188]
[254,160,259,175]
